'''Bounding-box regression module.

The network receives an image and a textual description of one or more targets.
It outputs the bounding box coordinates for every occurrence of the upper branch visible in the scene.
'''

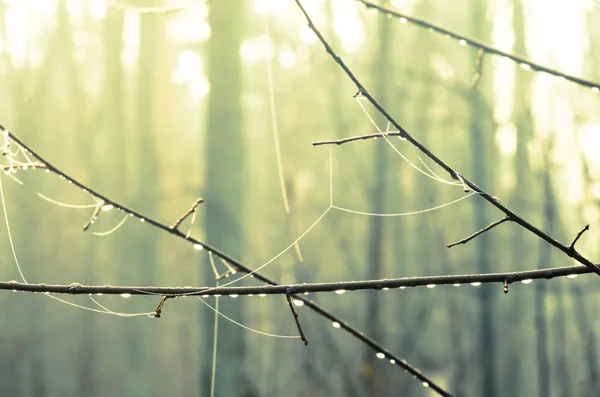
[357,0,600,92]
[293,0,600,276]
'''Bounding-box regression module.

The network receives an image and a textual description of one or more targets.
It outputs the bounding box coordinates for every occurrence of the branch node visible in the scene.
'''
[170,198,204,230]
[447,216,510,248]
[286,294,309,345]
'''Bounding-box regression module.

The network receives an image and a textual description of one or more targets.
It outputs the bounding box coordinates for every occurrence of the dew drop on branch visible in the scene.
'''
[376,352,385,359]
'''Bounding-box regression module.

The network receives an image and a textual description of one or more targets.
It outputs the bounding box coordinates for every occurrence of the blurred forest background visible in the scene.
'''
[0,0,599,396]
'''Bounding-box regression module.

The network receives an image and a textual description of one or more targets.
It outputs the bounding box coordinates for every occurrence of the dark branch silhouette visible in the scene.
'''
[170,197,203,230]
[286,293,309,345]
[447,216,511,248]
[356,0,600,92]
[2,263,591,296]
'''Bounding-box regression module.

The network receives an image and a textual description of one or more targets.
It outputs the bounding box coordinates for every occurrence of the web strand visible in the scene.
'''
[333,193,474,217]
[198,296,299,339]
[264,12,291,214]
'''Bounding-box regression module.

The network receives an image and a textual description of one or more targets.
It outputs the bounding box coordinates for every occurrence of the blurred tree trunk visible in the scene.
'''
[122,6,160,396]
[362,5,391,397]
[468,1,496,395]
[534,146,553,397]
[202,0,248,395]
[504,0,535,393]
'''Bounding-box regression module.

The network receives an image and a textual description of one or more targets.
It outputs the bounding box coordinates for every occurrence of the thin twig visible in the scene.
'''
[215,268,237,281]
[154,296,169,318]
[471,49,486,90]
[293,0,600,277]
[0,127,443,395]
[447,216,510,248]
[357,0,600,92]
[313,132,405,146]
[286,293,309,345]
[1,163,47,171]
[82,202,103,232]
[1,263,592,296]
[170,198,204,230]
[569,224,590,251]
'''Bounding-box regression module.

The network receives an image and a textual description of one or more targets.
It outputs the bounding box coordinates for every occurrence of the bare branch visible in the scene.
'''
[82,203,103,232]
[312,132,405,146]
[2,263,591,296]
[569,224,590,251]
[356,0,600,92]
[447,216,510,248]
[286,293,309,345]
[170,198,204,230]
[293,0,600,277]
[154,296,169,318]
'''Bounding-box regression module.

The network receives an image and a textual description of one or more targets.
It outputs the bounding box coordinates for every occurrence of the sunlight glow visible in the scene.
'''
[253,0,292,15]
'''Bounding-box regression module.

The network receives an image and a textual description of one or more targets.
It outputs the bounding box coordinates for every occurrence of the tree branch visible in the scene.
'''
[293,0,600,277]
[286,293,309,345]
[447,216,510,248]
[356,0,600,92]
[170,197,203,230]
[569,224,589,251]
[313,132,404,146]
[2,264,591,296]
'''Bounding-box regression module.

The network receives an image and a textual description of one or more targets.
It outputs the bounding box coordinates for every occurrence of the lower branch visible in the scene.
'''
[1,263,591,296]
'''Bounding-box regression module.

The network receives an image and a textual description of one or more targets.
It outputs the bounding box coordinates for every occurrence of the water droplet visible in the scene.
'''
[259,293,266,297]
[96,293,103,296]
[69,282,82,288]
[214,294,221,297]
[101,204,114,211]
[202,294,209,298]
[592,87,599,94]
[567,274,577,279]
[303,292,309,295]
[459,39,467,46]
[129,213,134,217]
[519,63,531,71]
[332,322,341,328]
[293,299,304,307]
[8,280,17,284]
[376,352,385,359]
[399,286,406,289]
[140,218,145,223]
[389,359,396,364]
[229,294,238,298]
[231,270,237,275]
[335,289,346,294]
[22,166,28,170]
[426,284,436,289]
[383,287,389,290]
[193,244,203,251]
[399,17,407,24]
[471,282,482,286]
[428,28,434,33]
[121,293,132,298]
[45,169,50,173]
[453,283,460,287]
[521,279,533,284]
[422,382,429,388]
